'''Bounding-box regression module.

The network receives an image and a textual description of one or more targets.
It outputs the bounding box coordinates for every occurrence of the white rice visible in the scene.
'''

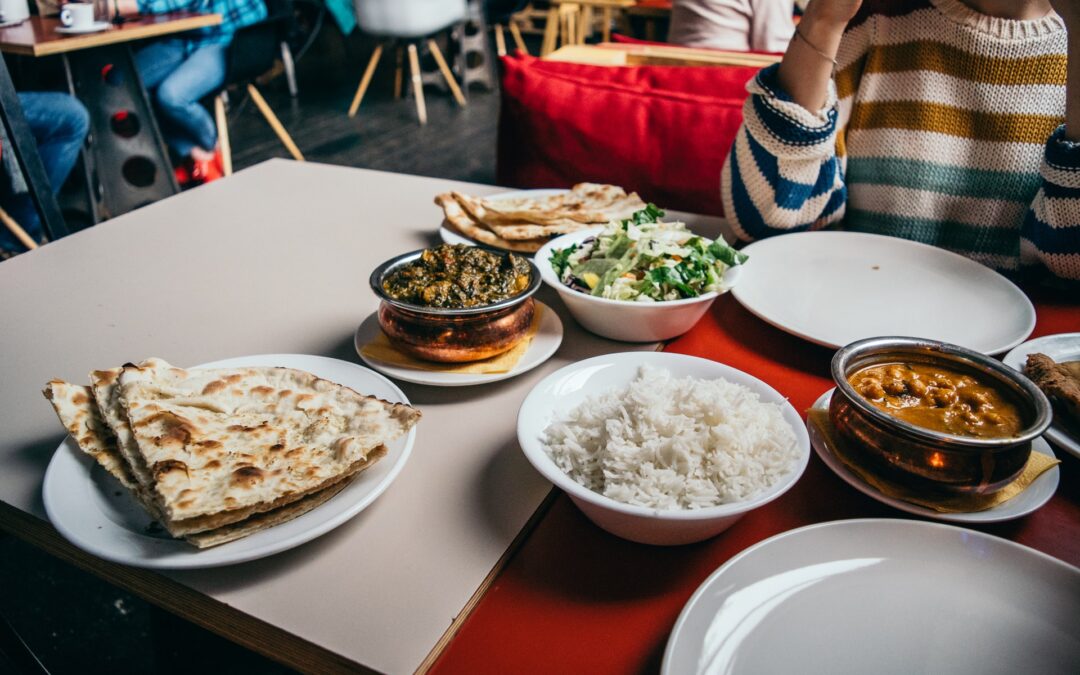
[542,365,799,510]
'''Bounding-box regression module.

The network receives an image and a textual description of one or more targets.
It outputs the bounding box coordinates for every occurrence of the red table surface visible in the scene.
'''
[431,289,1079,675]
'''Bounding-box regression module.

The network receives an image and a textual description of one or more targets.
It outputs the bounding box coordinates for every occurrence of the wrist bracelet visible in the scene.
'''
[794,25,838,70]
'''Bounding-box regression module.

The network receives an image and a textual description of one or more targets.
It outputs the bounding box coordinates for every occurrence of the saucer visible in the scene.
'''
[56,21,111,35]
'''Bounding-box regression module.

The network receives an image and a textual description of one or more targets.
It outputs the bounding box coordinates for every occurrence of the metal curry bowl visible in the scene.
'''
[829,337,1051,495]
[369,248,541,363]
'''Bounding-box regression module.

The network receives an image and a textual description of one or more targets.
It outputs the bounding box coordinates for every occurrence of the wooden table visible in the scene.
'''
[0,159,730,673]
[546,41,781,67]
[0,12,221,228]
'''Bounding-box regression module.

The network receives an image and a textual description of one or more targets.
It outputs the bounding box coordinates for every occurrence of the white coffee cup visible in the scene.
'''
[60,2,96,30]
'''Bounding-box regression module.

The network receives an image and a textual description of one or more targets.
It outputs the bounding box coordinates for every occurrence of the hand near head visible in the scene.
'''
[804,0,865,26]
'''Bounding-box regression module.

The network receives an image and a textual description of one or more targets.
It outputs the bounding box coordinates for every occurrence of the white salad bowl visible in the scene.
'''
[535,228,744,342]
[517,352,810,546]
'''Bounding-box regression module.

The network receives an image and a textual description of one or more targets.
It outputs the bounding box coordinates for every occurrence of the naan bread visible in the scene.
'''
[42,380,136,490]
[118,359,420,522]
[450,192,591,240]
[468,183,646,226]
[436,193,547,252]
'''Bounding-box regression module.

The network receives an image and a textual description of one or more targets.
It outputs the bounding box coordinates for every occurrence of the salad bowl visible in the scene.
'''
[535,225,745,342]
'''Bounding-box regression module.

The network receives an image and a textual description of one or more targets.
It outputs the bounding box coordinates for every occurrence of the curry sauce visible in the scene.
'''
[849,363,1025,438]
[382,244,531,309]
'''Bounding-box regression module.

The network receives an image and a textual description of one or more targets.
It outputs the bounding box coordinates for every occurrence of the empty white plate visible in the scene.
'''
[731,231,1036,354]
[42,354,416,569]
[663,519,1080,675]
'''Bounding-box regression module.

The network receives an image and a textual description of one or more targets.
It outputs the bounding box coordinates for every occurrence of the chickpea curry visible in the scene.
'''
[849,363,1024,438]
[382,244,531,309]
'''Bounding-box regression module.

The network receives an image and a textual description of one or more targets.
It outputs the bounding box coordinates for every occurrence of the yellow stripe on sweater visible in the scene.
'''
[863,41,1067,86]
[849,101,1063,144]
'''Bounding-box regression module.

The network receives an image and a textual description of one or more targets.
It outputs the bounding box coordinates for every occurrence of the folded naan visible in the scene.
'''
[118,359,419,524]
[43,380,136,490]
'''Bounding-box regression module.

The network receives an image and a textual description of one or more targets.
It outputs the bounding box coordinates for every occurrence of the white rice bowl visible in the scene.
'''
[517,352,811,545]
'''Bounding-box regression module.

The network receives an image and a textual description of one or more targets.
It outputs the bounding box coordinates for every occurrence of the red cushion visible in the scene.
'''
[496,54,759,216]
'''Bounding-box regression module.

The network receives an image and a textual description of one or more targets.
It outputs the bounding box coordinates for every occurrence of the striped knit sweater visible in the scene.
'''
[721,0,1080,282]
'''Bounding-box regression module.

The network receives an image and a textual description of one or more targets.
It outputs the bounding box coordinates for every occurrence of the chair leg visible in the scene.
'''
[280,41,298,97]
[541,6,558,55]
[394,46,404,99]
[509,21,528,55]
[407,43,427,125]
[348,44,383,118]
[214,94,232,176]
[494,24,506,58]
[602,6,612,42]
[580,5,593,43]
[247,84,305,161]
[0,205,37,250]
[428,39,466,107]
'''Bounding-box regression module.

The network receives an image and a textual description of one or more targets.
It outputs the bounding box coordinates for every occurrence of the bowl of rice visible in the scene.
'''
[517,351,810,545]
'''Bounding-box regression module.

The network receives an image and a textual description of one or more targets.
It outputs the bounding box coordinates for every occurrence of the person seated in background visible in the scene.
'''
[721,0,1080,283]
[0,92,89,260]
[669,0,795,53]
[116,0,267,184]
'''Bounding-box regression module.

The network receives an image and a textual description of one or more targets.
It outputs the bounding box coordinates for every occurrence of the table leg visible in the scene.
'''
[0,56,69,241]
[66,44,179,218]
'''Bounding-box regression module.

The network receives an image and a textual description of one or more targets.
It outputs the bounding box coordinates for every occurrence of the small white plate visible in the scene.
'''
[731,231,1036,354]
[808,389,1058,523]
[663,519,1080,675]
[1003,333,1080,460]
[354,301,563,387]
[42,354,417,569]
[55,21,111,34]
[438,188,568,252]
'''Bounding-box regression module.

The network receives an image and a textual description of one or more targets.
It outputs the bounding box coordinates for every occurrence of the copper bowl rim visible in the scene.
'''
[830,336,1052,450]
[369,248,541,316]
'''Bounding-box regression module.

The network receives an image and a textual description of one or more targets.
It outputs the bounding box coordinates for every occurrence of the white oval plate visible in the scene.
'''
[55,21,111,34]
[809,389,1058,523]
[354,300,563,387]
[42,354,417,569]
[517,351,811,525]
[438,188,569,252]
[1003,333,1080,460]
[731,231,1035,354]
[663,519,1080,675]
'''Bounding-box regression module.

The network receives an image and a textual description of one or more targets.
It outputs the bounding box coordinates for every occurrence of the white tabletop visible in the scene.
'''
[0,159,731,673]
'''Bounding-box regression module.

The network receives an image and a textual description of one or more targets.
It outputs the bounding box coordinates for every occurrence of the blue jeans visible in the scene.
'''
[0,92,89,253]
[134,40,227,157]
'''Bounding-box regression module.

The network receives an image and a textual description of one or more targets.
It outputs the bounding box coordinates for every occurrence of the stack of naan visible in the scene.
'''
[43,358,420,549]
[436,183,648,253]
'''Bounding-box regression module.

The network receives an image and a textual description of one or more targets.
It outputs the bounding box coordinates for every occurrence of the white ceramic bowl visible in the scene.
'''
[534,228,742,342]
[517,351,810,545]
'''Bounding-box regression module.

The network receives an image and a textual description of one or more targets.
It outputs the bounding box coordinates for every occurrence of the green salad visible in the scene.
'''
[549,205,748,302]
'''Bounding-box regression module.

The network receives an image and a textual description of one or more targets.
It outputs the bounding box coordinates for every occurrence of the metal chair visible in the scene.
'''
[347,0,468,125]
[215,0,305,175]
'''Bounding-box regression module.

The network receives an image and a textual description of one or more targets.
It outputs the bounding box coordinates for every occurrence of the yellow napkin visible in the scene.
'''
[361,306,543,375]
[807,409,1059,513]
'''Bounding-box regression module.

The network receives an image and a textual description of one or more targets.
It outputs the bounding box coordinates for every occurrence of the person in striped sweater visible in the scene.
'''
[721,0,1080,282]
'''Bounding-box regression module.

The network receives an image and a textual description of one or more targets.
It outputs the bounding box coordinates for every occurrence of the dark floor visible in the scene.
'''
[1,24,512,675]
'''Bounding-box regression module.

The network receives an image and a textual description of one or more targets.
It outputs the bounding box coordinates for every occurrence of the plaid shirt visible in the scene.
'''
[137,0,268,50]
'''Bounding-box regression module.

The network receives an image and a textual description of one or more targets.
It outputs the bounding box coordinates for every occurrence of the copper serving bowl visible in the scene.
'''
[369,249,541,363]
[829,337,1052,495]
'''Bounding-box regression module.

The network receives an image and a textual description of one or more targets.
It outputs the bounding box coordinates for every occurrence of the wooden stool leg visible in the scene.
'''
[580,5,593,43]
[214,94,232,176]
[541,6,558,55]
[407,43,427,125]
[509,21,528,55]
[602,7,612,42]
[348,44,383,117]
[428,39,467,107]
[394,46,404,99]
[494,24,506,57]
[247,84,305,161]
[0,205,37,250]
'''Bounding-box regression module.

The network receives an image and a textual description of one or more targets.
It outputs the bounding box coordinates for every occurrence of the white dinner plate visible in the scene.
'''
[438,188,568,252]
[808,389,1059,523]
[42,354,417,569]
[354,301,563,387]
[662,519,1080,675]
[1003,333,1080,460]
[55,21,111,34]
[731,231,1036,354]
